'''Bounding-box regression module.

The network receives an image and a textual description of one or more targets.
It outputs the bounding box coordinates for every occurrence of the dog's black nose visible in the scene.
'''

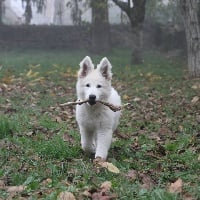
[89,94,96,100]
[89,94,96,105]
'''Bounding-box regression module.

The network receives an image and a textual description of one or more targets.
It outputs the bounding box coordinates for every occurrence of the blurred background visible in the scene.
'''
[0,0,187,61]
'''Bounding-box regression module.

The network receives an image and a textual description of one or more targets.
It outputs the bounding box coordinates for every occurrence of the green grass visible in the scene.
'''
[0,48,200,199]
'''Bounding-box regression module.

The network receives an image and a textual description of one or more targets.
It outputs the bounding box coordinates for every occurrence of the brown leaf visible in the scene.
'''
[191,83,200,90]
[168,178,183,194]
[86,181,117,200]
[63,133,75,144]
[55,116,63,123]
[98,162,120,174]
[57,191,76,200]
[125,170,138,181]
[133,97,141,102]
[82,190,92,198]
[6,185,26,193]
[100,181,112,192]
[41,178,52,186]
[92,193,113,200]
[191,96,199,104]
[0,180,5,189]
[140,173,154,190]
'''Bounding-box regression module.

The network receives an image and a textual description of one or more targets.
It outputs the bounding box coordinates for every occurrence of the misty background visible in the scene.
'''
[0,0,186,60]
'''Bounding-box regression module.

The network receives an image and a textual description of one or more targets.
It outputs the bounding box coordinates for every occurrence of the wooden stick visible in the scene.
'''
[97,100,122,112]
[60,100,88,107]
[60,100,130,112]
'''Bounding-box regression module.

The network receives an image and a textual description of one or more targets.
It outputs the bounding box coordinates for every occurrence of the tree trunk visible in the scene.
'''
[0,0,4,25]
[180,0,200,78]
[130,23,144,64]
[24,0,32,24]
[91,0,110,53]
[112,0,146,64]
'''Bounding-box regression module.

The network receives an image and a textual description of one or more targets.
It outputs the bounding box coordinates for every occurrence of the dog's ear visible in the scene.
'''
[78,56,94,78]
[97,57,112,80]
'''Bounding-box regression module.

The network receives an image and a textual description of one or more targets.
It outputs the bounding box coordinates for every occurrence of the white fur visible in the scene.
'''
[76,56,121,160]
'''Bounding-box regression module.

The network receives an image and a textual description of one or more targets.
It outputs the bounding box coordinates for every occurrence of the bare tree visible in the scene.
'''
[112,0,146,64]
[91,0,110,53]
[71,0,82,26]
[179,0,200,78]
[0,0,5,25]
[22,0,46,24]
[67,0,82,26]
[24,0,32,24]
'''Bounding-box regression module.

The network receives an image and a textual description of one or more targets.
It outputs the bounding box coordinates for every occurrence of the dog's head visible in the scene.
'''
[76,56,112,105]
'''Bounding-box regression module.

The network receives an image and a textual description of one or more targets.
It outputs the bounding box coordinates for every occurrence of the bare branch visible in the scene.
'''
[112,0,129,13]
[60,100,88,106]
[60,100,130,112]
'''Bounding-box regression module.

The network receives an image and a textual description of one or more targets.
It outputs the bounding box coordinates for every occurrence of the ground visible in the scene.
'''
[0,49,200,199]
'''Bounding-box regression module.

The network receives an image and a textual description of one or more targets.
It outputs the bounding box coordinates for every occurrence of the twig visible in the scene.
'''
[60,100,130,112]
[60,100,88,106]
[97,100,122,112]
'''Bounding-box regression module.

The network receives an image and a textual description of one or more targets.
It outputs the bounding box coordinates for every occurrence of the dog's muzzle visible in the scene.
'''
[88,94,96,105]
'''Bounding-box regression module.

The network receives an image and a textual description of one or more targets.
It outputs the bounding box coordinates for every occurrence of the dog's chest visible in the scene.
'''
[77,105,112,129]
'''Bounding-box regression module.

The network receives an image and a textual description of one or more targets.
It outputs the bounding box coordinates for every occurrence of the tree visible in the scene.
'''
[24,0,32,24]
[91,0,110,53]
[22,0,46,24]
[179,0,200,78]
[71,0,82,26]
[0,0,5,25]
[112,0,146,64]
[66,0,82,26]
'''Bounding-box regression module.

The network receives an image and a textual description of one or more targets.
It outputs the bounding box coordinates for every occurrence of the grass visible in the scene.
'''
[0,48,200,199]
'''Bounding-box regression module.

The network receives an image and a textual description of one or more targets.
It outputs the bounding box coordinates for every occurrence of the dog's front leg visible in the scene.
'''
[95,129,113,160]
[80,127,96,154]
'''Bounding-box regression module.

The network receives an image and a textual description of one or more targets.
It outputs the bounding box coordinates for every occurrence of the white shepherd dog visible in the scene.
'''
[76,56,121,160]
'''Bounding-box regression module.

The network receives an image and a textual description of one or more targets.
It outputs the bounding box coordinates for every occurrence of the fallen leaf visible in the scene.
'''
[0,180,5,189]
[26,69,39,78]
[7,185,26,193]
[140,173,154,190]
[63,133,75,144]
[125,170,138,181]
[26,69,33,77]
[198,154,200,162]
[122,94,130,100]
[90,181,117,200]
[91,193,112,200]
[100,162,120,174]
[133,97,141,102]
[57,191,76,200]
[42,178,52,186]
[178,125,184,132]
[82,190,92,198]
[31,77,44,83]
[100,181,112,192]
[168,178,183,194]
[191,96,199,104]
[1,76,14,84]
[191,83,200,90]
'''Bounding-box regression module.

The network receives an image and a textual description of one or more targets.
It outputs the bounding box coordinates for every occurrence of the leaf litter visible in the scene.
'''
[0,61,200,199]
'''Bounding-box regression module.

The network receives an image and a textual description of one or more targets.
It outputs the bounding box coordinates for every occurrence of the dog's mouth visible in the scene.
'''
[88,94,97,106]
[88,99,96,106]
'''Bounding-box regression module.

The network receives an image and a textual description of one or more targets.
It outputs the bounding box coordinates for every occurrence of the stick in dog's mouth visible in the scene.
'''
[88,100,96,106]
[60,100,125,112]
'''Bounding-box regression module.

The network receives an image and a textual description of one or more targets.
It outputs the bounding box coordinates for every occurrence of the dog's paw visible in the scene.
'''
[93,156,106,164]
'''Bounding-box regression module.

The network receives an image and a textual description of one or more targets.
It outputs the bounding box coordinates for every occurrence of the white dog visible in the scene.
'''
[76,56,121,160]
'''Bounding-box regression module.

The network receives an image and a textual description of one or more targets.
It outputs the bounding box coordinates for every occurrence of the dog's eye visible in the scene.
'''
[97,84,102,88]
[86,83,90,87]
